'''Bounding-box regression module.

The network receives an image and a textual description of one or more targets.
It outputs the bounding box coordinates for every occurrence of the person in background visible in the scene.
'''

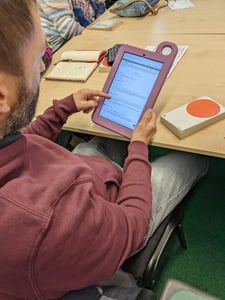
[0,0,209,299]
[38,0,105,52]
[72,0,105,27]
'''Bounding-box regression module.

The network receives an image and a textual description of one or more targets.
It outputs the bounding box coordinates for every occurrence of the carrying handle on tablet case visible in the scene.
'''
[155,41,178,63]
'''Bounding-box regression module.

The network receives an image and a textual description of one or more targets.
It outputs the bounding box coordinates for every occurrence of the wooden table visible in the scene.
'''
[36,2,225,158]
[101,0,225,35]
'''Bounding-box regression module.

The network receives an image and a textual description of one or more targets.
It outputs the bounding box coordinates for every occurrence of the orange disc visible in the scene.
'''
[102,58,110,66]
[186,99,220,118]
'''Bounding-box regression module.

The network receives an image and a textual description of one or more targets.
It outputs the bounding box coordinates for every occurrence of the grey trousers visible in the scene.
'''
[73,136,209,287]
[73,136,209,238]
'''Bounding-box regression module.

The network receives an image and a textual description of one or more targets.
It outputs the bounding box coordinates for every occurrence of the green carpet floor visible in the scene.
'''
[152,154,225,300]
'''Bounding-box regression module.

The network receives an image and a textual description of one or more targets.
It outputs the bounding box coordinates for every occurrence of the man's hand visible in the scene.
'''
[73,89,111,114]
[131,109,157,145]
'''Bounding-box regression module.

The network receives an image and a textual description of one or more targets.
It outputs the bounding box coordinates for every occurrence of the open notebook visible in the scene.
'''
[45,50,106,82]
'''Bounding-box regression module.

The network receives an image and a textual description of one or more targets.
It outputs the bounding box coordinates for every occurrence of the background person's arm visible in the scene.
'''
[38,0,84,48]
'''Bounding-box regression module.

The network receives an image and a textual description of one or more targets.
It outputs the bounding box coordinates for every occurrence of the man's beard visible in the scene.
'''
[2,79,39,137]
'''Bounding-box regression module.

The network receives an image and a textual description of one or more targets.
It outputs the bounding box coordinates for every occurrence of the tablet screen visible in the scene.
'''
[98,52,163,130]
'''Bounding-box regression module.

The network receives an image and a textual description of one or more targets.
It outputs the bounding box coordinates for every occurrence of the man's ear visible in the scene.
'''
[0,75,11,114]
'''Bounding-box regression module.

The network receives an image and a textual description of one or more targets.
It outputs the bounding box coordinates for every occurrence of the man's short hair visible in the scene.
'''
[0,0,36,76]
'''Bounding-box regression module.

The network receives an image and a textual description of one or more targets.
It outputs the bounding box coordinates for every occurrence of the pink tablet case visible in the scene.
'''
[92,41,178,138]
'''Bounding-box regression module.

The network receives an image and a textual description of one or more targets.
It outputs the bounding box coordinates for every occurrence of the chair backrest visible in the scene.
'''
[122,207,186,289]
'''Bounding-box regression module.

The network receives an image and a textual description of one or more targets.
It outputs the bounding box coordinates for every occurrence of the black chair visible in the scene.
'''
[58,207,186,299]
[122,207,187,290]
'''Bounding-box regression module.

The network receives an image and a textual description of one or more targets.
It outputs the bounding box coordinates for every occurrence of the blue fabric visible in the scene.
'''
[73,6,90,26]
[90,0,106,14]
[73,0,106,27]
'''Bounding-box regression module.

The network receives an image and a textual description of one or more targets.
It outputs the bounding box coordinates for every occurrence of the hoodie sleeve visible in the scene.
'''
[22,94,77,141]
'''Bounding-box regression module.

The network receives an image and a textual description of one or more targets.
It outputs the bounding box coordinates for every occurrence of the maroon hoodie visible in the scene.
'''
[0,95,152,299]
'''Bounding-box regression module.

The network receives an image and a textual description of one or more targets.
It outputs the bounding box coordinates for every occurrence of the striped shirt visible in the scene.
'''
[38,0,83,52]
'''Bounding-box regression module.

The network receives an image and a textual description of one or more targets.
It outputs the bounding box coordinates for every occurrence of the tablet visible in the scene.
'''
[92,41,178,138]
